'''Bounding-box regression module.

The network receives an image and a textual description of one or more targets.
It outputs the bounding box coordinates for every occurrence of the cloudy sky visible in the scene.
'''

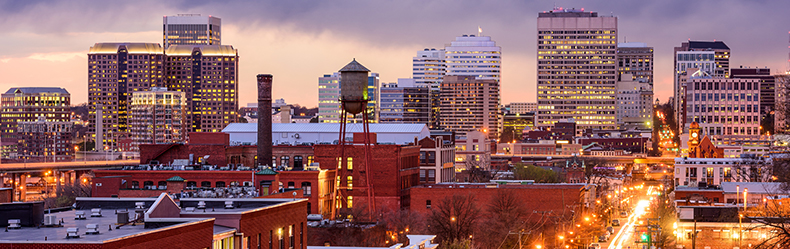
[0,0,789,107]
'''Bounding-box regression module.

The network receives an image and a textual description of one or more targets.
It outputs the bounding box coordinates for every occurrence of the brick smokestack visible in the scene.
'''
[257,74,273,167]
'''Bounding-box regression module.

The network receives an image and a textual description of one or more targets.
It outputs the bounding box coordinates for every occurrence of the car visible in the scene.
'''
[620,211,628,217]
[612,219,620,226]
[598,235,607,242]
[589,243,601,249]
[607,226,614,233]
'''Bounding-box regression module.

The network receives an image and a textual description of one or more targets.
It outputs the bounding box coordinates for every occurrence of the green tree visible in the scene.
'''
[513,163,561,183]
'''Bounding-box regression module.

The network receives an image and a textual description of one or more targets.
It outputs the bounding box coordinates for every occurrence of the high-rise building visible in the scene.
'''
[129,87,187,148]
[439,75,500,138]
[88,43,165,149]
[685,74,760,144]
[164,45,238,133]
[0,87,71,158]
[413,48,446,129]
[731,67,775,134]
[163,14,221,48]
[505,102,538,114]
[615,74,653,128]
[379,79,430,125]
[17,116,73,162]
[536,7,618,134]
[775,74,790,134]
[317,72,379,123]
[444,35,501,81]
[673,41,730,132]
[617,42,653,84]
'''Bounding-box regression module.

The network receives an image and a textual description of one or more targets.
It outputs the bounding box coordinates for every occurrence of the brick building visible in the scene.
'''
[16,116,74,162]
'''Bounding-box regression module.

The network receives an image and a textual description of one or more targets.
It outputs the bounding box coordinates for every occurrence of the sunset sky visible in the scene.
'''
[1,0,789,108]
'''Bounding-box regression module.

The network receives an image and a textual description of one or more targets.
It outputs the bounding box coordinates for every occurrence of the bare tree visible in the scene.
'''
[427,194,481,245]
[44,181,91,209]
[732,156,774,183]
[478,189,528,248]
[380,209,426,245]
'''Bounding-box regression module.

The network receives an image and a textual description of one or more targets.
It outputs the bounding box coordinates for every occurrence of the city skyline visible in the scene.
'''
[0,0,789,108]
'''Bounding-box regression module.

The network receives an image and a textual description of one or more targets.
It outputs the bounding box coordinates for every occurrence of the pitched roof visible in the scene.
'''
[339,59,370,72]
[255,168,279,175]
[166,176,186,182]
[688,41,730,50]
[4,87,69,94]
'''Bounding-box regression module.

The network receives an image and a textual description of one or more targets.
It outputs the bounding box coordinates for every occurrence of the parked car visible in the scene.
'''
[620,211,628,217]
[598,235,607,242]
[607,226,614,234]
[589,243,601,249]
[612,219,620,226]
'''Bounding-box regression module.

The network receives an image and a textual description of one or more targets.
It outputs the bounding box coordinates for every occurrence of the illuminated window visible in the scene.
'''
[347,176,353,190]
[347,157,353,170]
[347,196,353,208]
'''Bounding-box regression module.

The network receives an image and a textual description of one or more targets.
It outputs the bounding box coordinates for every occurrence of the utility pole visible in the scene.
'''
[691,219,698,249]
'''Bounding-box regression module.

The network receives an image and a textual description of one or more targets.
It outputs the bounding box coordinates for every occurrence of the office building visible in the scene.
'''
[317,72,379,123]
[536,8,618,134]
[129,87,187,147]
[731,67,775,134]
[685,74,761,143]
[616,73,653,128]
[164,45,238,133]
[0,87,70,158]
[17,116,73,162]
[776,74,790,134]
[88,43,165,150]
[505,102,537,114]
[163,14,221,48]
[379,79,430,125]
[439,75,500,138]
[413,48,446,128]
[617,42,653,84]
[501,113,534,142]
[444,35,501,81]
[673,41,730,131]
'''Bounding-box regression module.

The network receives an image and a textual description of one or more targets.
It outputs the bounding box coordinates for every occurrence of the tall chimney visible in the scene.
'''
[257,74,273,167]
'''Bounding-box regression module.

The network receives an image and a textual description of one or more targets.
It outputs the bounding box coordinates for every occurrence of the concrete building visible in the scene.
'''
[0,87,70,159]
[418,136,456,184]
[163,14,221,48]
[164,45,239,133]
[88,43,166,150]
[379,79,431,125]
[221,123,431,146]
[685,76,761,143]
[16,116,73,162]
[536,7,618,134]
[617,42,653,84]
[439,75,500,138]
[616,73,653,128]
[505,102,537,114]
[413,48,447,129]
[317,72,380,123]
[674,41,731,131]
[673,157,772,187]
[731,67,775,134]
[454,131,492,170]
[129,87,187,148]
[444,35,501,81]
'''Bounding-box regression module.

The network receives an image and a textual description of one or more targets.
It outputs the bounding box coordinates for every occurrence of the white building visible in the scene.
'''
[222,123,430,146]
[444,35,501,81]
[506,102,537,114]
[616,73,653,128]
[419,136,456,184]
[673,157,772,187]
[413,48,446,89]
[685,75,761,143]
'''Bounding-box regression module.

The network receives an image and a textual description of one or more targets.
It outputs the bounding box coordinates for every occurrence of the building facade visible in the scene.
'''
[505,102,538,114]
[418,137,456,184]
[616,42,653,84]
[685,77,761,143]
[317,72,379,123]
[439,75,500,138]
[0,87,70,158]
[129,87,187,148]
[536,8,618,133]
[731,67,775,134]
[616,73,653,128]
[674,41,731,131]
[88,43,166,150]
[379,79,431,125]
[164,45,238,133]
[163,14,221,48]
[444,35,501,81]
[17,116,73,162]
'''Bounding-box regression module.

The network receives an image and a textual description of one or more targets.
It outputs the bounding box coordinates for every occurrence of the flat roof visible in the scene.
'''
[223,123,429,134]
[0,209,210,243]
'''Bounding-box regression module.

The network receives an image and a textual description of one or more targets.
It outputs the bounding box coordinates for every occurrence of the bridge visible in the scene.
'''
[491,154,677,165]
[0,160,139,173]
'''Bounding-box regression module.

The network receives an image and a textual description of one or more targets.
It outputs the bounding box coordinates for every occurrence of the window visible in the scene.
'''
[130,181,139,189]
[428,169,436,182]
[347,196,353,208]
[294,156,303,168]
[307,156,314,166]
[337,157,341,169]
[201,181,211,187]
[279,228,285,249]
[258,233,262,249]
[143,181,154,188]
[347,157,353,170]
[281,156,290,167]
[216,181,226,187]
[269,230,273,249]
[426,200,431,209]
[301,182,312,196]
[347,176,353,190]
[300,223,304,249]
[186,181,197,188]
[289,225,294,249]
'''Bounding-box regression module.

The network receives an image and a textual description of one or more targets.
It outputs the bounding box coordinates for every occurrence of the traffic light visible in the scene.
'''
[641,233,648,242]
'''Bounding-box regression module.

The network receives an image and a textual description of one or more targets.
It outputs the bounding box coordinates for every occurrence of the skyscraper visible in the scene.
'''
[615,74,653,128]
[164,45,239,133]
[129,87,187,147]
[617,42,653,84]
[1,87,71,158]
[163,14,221,48]
[685,74,760,143]
[673,41,730,132]
[379,79,430,124]
[88,43,165,149]
[439,75,500,138]
[536,7,618,134]
[413,48,446,128]
[444,35,501,81]
[317,72,379,123]
[731,67,775,134]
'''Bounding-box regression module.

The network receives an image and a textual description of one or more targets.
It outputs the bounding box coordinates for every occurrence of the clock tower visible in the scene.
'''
[688,121,701,150]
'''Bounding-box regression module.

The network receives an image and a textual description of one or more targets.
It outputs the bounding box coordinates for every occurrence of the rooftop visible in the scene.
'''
[4,87,70,95]
[89,43,164,55]
[222,123,429,134]
[721,182,783,194]
[165,45,237,56]
[687,41,730,50]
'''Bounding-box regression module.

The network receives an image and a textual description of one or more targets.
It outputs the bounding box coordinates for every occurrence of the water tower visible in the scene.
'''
[331,59,376,219]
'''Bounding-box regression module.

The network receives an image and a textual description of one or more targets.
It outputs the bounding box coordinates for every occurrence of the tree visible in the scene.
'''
[499,126,518,144]
[478,189,529,248]
[427,194,481,245]
[380,209,426,245]
[732,156,773,182]
[745,184,790,248]
[513,163,561,183]
[44,180,92,209]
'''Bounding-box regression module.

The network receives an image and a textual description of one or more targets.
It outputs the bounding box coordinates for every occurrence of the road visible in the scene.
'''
[607,187,653,249]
